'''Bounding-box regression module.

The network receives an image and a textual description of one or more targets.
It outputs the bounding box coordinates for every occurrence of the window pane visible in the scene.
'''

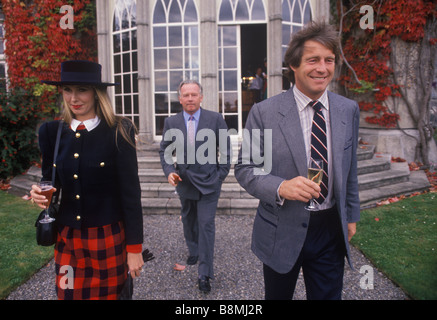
[282,24,291,46]
[155,116,166,136]
[133,73,138,93]
[132,52,138,72]
[236,0,249,21]
[170,93,182,113]
[122,32,130,51]
[252,0,265,20]
[153,0,166,24]
[154,49,168,69]
[124,95,132,114]
[114,54,121,74]
[293,1,302,23]
[133,95,139,114]
[219,0,233,21]
[113,34,121,53]
[155,71,168,91]
[223,48,237,68]
[123,74,132,93]
[131,30,137,50]
[154,27,167,47]
[115,96,123,114]
[184,26,198,46]
[123,53,131,72]
[130,0,137,27]
[170,71,183,91]
[169,48,183,69]
[184,0,197,22]
[304,1,312,23]
[115,76,122,94]
[169,26,182,47]
[222,92,238,113]
[223,70,237,90]
[184,48,199,68]
[169,0,182,23]
[113,12,121,31]
[282,0,291,22]
[155,94,168,114]
[222,26,236,46]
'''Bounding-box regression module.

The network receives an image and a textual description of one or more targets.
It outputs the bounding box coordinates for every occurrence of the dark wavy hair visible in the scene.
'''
[284,22,340,84]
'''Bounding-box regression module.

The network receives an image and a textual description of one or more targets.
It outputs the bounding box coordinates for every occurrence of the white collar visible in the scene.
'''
[70,116,101,132]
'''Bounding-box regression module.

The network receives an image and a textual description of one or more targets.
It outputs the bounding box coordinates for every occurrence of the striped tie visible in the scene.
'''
[310,101,328,204]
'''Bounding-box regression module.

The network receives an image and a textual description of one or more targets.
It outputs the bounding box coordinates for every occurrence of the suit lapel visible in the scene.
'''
[278,89,307,177]
[328,91,347,198]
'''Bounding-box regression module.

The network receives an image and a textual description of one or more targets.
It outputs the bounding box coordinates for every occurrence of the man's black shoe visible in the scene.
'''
[198,276,211,293]
[186,255,198,265]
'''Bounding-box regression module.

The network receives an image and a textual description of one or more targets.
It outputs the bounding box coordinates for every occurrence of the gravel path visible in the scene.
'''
[6,214,407,300]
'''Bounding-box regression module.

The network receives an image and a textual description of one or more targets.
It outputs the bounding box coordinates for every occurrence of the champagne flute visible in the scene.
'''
[173,172,181,195]
[38,181,56,223]
[305,159,324,211]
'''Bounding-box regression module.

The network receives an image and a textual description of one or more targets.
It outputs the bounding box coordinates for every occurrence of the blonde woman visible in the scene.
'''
[30,60,144,300]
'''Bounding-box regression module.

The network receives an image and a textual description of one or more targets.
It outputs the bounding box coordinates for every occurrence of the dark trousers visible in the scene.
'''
[263,207,346,300]
[180,191,220,279]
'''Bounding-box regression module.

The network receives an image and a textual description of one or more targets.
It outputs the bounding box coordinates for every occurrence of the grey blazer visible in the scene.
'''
[234,88,360,274]
[159,108,231,200]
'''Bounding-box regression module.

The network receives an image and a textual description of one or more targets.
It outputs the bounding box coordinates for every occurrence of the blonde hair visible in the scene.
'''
[62,86,137,149]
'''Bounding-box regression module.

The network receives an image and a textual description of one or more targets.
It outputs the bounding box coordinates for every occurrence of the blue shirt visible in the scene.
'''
[183,108,201,135]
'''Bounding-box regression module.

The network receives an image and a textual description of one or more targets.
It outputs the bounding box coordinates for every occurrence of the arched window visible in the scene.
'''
[112,0,139,128]
[153,0,199,136]
[219,0,266,23]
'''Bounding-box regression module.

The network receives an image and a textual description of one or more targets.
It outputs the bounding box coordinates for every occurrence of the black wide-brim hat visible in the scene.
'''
[41,60,118,87]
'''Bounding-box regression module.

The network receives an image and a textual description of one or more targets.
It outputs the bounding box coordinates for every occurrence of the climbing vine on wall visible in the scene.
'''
[335,0,437,129]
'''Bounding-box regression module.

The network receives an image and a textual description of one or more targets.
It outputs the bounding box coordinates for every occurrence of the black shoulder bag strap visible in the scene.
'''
[51,120,63,204]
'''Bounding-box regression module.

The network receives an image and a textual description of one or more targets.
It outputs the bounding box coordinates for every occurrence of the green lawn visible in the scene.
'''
[0,191,54,299]
[352,192,437,300]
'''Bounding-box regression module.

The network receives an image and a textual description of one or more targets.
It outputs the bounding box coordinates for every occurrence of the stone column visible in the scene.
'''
[96,0,111,83]
[199,0,219,112]
[266,0,283,98]
[136,0,154,144]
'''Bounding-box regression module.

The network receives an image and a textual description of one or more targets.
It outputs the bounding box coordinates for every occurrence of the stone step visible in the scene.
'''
[359,169,431,209]
[357,144,375,161]
[358,162,410,191]
[138,168,238,183]
[140,182,254,199]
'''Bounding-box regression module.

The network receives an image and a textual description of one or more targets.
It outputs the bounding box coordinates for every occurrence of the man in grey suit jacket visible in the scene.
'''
[235,22,360,300]
[159,80,231,293]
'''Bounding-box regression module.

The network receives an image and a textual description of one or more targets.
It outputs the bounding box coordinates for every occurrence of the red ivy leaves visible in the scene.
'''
[1,0,96,96]
[339,0,437,128]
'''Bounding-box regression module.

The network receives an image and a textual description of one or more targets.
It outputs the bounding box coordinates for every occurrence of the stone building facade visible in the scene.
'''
[96,0,329,144]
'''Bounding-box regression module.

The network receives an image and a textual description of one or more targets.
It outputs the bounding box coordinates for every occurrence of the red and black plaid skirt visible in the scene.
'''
[54,221,128,300]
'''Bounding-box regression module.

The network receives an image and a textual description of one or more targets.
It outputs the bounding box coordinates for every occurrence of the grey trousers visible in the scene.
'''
[179,190,220,279]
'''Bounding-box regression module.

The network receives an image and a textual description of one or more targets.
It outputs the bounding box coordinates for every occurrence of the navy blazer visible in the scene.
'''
[38,119,143,246]
[159,108,231,200]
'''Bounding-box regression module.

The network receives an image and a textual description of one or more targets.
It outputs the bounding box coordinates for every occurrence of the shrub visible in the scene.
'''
[0,88,44,182]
